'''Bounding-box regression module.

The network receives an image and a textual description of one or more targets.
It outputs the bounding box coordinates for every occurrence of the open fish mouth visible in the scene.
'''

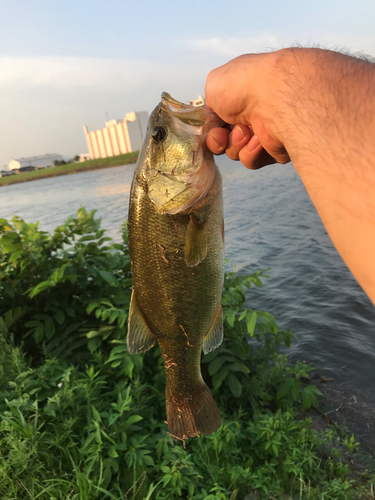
[161,92,206,127]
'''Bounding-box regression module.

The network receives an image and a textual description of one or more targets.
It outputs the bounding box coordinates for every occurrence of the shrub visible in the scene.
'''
[0,209,371,499]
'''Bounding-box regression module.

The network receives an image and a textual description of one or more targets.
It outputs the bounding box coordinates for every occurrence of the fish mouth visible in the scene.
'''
[161,92,206,127]
[161,92,189,110]
[161,92,225,132]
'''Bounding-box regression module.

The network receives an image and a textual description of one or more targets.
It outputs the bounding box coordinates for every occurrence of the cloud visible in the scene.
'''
[187,34,375,59]
[0,56,210,93]
[309,34,375,58]
[0,56,160,90]
[0,55,210,164]
[188,35,282,58]
[2,35,373,166]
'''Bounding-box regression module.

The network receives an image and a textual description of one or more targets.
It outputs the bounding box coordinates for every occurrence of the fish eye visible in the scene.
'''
[151,126,167,143]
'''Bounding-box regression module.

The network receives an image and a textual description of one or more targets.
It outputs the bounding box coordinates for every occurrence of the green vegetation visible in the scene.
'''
[0,208,373,499]
[0,152,139,187]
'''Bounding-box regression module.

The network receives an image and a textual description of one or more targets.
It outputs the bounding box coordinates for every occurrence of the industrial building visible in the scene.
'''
[83,111,148,160]
[8,154,64,171]
[189,95,205,107]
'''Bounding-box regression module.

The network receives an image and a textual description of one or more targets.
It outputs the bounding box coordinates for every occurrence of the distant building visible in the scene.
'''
[78,153,91,162]
[189,95,205,107]
[84,111,148,160]
[8,154,64,171]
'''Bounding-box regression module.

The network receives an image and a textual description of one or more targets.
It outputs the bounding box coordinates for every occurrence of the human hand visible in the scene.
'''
[205,53,291,169]
[206,124,279,169]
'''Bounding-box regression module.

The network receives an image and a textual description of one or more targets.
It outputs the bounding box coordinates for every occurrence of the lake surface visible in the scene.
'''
[1,159,374,399]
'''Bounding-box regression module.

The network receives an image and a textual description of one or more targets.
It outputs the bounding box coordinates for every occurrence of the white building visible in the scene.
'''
[83,111,148,160]
[8,154,64,171]
[189,95,205,107]
[78,153,91,162]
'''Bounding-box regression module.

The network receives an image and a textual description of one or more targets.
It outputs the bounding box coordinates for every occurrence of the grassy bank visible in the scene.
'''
[0,151,139,187]
[0,209,374,499]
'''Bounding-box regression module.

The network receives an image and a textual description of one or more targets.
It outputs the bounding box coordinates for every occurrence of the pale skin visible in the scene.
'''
[205,48,375,305]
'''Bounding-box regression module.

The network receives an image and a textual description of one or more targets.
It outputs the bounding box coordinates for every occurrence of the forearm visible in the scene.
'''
[272,49,375,302]
[274,49,375,173]
[206,48,375,302]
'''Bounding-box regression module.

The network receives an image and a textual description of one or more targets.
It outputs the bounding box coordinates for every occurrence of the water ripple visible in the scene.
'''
[0,159,374,398]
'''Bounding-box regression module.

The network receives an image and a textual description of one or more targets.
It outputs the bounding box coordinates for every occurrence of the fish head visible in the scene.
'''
[141,92,220,215]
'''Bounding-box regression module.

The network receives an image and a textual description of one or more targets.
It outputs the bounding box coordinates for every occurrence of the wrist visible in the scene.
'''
[253,48,315,146]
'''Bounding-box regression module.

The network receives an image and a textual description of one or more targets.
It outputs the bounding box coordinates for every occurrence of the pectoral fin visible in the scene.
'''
[127,291,156,354]
[203,303,223,354]
[184,214,208,267]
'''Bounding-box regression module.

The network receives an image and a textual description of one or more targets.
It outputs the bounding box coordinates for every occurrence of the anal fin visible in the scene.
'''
[184,214,207,267]
[203,302,223,354]
[127,291,156,354]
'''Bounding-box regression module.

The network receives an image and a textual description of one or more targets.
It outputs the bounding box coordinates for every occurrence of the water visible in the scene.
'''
[1,159,374,400]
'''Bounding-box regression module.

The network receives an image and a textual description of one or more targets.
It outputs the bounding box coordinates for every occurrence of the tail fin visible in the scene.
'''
[166,384,221,440]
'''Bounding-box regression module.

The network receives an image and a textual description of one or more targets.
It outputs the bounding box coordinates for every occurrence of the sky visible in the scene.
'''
[1,0,375,168]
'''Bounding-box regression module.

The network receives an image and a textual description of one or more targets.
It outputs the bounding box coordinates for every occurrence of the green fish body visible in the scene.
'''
[127,93,224,439]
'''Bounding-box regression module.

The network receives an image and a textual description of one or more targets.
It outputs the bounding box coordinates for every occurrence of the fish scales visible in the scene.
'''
[127,93,224,440]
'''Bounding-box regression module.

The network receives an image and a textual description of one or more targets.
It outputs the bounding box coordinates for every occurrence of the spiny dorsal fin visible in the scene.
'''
[127,291,157,354]
[203,302,223,354]
[184,214,207,267]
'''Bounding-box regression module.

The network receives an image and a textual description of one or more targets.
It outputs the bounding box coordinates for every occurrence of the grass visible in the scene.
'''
[0,151,139,187]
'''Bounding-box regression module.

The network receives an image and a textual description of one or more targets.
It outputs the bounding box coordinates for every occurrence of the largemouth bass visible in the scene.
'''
[127,93,224,440]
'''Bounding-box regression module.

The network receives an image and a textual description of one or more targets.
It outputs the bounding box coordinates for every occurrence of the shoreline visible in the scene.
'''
[0,151,139,188]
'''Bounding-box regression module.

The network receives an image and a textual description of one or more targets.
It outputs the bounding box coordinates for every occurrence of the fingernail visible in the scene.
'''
[208,134,224,151]
[232,125,247,145]
[247,135,261,152]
